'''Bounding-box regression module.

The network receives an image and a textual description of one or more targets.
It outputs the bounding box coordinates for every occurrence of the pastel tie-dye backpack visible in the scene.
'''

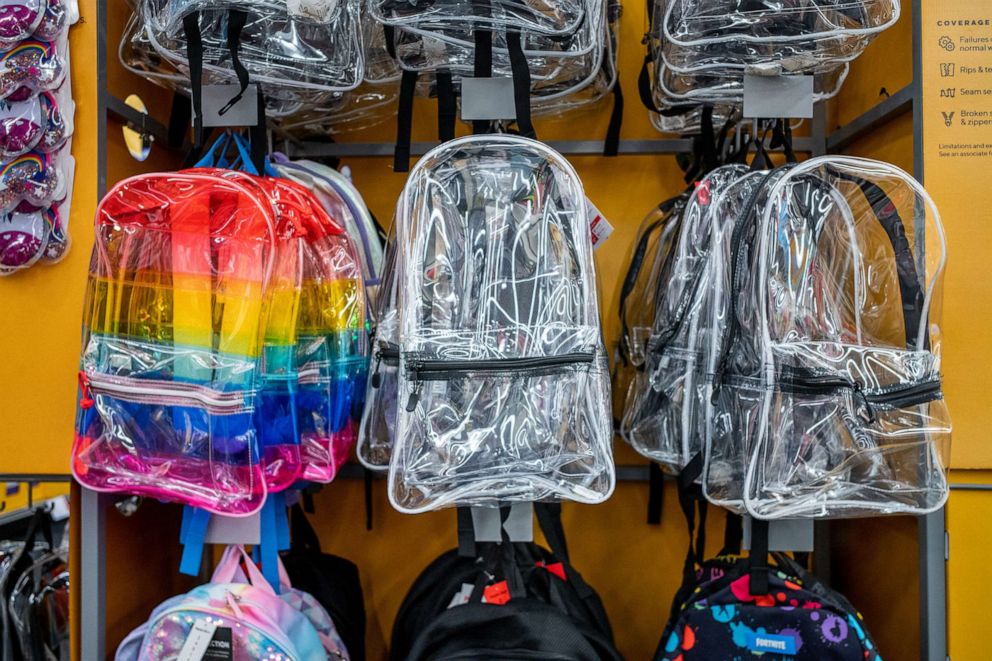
[72,166,290,515]
[115,545,338,661]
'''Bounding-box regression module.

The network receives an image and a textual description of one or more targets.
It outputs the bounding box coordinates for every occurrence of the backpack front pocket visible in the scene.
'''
[624,348,701,473]
[73,371,266,516]
[746,348,950,518]
[390,351,614,512]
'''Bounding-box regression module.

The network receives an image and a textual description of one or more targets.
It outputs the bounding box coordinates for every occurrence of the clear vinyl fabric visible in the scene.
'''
[386,3,602,83]
[623,165,748,472]
[388,134,615,512]
[612,197,684,438]
[211,170,369,486]
[271,156,386,304]
[139,0,364,93]
[357,229,399,471]
[118,12,307,118]
[8,550,70,660]
[662,0,898,50]
[705,157,950,518]
[73,172,284,516]
[371,0,589,37]
[649,104,738,135]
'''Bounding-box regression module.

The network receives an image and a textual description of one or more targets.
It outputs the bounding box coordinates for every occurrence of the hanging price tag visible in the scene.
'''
[177,620,218,661]
[586,197,613,250]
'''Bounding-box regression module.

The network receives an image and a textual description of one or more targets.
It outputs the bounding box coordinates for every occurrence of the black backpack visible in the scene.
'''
[392,504,622,661]
[280,505,367,661]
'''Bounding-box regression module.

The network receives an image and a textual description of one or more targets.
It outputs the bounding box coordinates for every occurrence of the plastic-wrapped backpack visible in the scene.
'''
[705,156,950,518]
[72,169,288,515]
[357,225,399,471]
[387,134,615,512]
[623,164,749,473]
[612,193,685,434]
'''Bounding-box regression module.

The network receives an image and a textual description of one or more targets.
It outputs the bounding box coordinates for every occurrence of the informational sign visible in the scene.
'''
[922,1,992,468]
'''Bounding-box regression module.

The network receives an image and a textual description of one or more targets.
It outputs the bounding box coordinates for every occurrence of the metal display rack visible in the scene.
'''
[68,0,955,657]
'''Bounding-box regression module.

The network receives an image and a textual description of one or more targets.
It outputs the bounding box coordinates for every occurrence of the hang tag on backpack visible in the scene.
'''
[177,620,218,661]
[460,78,517,121]
[286,0,338,22]
[586,197,613,250]
[447,583,475,609]
[201,85,258,127]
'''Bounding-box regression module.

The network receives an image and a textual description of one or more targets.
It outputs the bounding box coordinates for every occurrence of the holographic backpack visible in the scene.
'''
[115,545,334,661]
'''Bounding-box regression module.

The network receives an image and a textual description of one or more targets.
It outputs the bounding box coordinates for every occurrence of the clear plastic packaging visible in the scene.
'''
[704,157,949,518]
[655,59,849,104]
[0,142,70,212]
[387,134,615,512]
[612,196,684,437]
[662,0,898,51]
[73,171,280,516]
[140,0,364,93]
[8,550,70,659]
[0,166,71,274]
[0,0,45,51]
[0,81,72,160]
[357,229,399,471]
[623,165,748,472]
[0,35,66,100]
[271,156,385,301]
[371,0,590,38]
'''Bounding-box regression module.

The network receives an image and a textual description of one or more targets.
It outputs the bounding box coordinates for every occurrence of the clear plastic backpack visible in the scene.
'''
[705,157,950,518]
[73,170,289,515]
[623,165,748,473]
[387,135,615,512]
[357,226,399,471]
[613,195,685,437]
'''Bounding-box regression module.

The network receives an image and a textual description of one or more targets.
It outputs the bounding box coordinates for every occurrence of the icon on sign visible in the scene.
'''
[939,36,955,52]
[940,63,956,78]
[942,111,955,127]
[940,88,956,98]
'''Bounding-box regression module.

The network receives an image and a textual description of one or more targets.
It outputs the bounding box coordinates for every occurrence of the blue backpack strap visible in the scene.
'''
[274,491,291,551]
[258,497,281,591]
[179,506,211,576]
[193,132,232,169]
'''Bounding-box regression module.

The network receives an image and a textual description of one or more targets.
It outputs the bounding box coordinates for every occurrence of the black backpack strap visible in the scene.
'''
[364,467,374,531]
[393,68,419,172]
[533,502,569,563]
[182,11,204,151]
[603,71,623,156]
[647,462,664,525]
[471,24,493,135]
[219,9,250,116]
[637,54,661,114]
[456,507,477,558]
[436,70,456,143]
[749,518,770,595]
[506,29,534,139]
[290,503,323,553]
[167,92,192,149]
[849,177,929,351]
[719,512,744,556]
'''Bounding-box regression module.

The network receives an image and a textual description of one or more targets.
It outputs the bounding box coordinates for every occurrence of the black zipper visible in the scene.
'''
[405,351,596,412]
[370,344,399,388]
[778,367,942,423]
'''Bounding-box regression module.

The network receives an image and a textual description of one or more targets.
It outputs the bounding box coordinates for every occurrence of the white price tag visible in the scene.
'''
[447,583,475,609]
[286,0,337,22]
[177,620,218,661]
[586,197,613,250]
